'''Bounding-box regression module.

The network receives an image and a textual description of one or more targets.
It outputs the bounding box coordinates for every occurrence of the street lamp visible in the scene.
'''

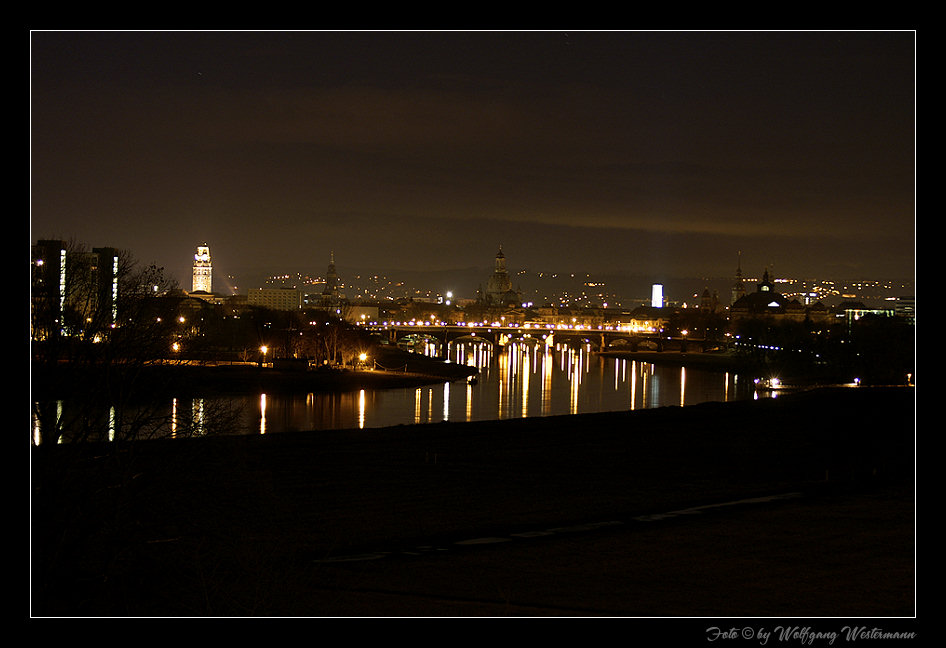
[260,345,268,367]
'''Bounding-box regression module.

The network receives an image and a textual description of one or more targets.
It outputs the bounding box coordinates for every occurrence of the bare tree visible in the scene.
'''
[289,310,373,368]
[31,244,247,613]
[31,244,240,445]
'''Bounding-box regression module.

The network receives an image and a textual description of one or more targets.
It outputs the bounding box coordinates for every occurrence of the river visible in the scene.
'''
[32,341,761,443]
[200,340,757,436]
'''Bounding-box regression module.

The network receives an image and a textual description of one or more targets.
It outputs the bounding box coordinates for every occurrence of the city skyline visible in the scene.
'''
[30,30,916,286]
[216,244,914,311]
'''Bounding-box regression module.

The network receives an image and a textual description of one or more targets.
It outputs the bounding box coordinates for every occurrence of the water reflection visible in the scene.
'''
[31,394,215,445]
[359,389,367,429]
[260,394,268,434]
[33,340,757,443]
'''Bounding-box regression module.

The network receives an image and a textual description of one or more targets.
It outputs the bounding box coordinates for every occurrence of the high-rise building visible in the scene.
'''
[651,283,664,308]
[31,239,67,340]
[31,240,121,339]
[192,244,212,293]
[89,247,120,326]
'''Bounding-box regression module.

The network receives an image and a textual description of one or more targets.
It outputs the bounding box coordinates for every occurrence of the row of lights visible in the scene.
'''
[363,320,662,334]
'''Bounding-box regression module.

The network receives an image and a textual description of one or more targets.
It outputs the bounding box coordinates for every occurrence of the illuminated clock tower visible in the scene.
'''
[192,244,212,293]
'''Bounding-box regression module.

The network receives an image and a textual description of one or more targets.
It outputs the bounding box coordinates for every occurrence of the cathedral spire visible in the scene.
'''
[731,251,746,305]
[323,251,340,299]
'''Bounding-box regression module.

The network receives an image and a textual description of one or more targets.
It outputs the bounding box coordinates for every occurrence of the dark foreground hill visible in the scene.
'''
[31,386,916,620]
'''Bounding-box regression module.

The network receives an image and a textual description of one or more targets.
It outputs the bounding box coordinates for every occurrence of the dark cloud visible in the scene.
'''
[30,30,915,286]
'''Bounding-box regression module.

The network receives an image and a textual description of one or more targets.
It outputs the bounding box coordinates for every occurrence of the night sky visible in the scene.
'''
[30,30,916,288]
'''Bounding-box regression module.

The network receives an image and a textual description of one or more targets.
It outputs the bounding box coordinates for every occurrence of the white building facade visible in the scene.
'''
[192,244,212,293]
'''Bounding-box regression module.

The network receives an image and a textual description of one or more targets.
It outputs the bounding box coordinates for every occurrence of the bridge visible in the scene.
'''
[363,321,720,354]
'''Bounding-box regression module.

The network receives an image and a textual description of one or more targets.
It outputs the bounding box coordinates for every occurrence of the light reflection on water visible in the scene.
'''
[245,341,753,435]
[33,341,755,442]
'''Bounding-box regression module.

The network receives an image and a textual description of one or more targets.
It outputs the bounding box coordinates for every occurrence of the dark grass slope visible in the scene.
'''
[31,386,915,618]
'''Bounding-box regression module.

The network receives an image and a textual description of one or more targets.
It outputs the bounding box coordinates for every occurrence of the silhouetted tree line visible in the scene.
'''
[175,304,375,368]
[731,314,914,384]
[31,244,241,610]
[30,243,222,444]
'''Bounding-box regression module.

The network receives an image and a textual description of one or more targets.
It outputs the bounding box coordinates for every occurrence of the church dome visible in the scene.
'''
[483,246,520,306]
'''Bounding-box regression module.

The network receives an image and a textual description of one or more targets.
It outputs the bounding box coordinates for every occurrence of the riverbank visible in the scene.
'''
[31,345,478,401]
[156,357,476,398]
[31,385,915,619]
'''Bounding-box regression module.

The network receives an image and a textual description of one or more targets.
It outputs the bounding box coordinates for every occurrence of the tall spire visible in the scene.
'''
[759,267,772,292]
[731,251,746,305]
[323,251,339,298]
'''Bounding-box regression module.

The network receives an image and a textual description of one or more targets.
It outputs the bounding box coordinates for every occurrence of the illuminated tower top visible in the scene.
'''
[192,244,212,293]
